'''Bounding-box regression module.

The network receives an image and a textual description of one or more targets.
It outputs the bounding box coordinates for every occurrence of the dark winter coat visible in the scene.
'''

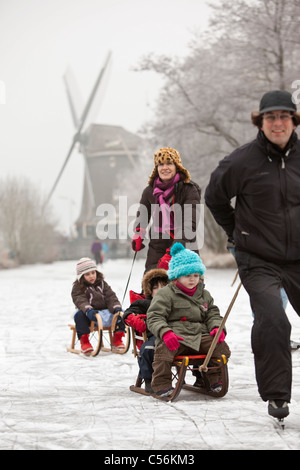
[71,274,121,314]
[147,281,224,352]
[205,130,300,263]
[123,297,153,339]
[134,178,201,270]
[123,268,169,339]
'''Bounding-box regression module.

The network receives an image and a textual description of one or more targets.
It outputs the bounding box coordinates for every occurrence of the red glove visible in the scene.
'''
[131,228,146,252]
[162,330,184,351]
[210,328,226,343]
[125,314,147,333]
[157,248,171,269]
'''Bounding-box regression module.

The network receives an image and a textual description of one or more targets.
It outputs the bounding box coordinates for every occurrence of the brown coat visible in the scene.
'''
[135,179,201,270]
[71,274,121,313]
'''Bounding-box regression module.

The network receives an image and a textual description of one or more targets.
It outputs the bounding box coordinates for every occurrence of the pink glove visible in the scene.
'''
[210,328,226,343]
[162,330,184,351]
[125,314,147,333]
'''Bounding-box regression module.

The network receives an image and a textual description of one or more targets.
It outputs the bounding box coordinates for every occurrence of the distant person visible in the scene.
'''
[71,258,125,354]
[131,147,201,272]
[91,238,103,265]
[205,90,300,421]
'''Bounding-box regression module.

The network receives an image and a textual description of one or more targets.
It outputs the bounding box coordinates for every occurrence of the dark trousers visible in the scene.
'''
[74,310,125,339]
[235,250,300,402]
[138,335,156,380]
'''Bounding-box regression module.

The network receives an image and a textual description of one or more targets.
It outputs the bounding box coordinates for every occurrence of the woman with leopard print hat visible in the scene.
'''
[131,147,201,272]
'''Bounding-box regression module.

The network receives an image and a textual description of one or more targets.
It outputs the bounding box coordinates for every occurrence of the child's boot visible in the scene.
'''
[112,331,125,350]
[80,334,94,354]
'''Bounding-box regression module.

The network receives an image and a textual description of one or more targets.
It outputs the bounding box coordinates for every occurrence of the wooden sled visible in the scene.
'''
[67,312,130,356]
[129,282,241,402]
[130,354,229,402]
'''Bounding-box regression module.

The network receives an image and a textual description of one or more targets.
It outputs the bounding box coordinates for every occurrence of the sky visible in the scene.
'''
[0,0,211,234]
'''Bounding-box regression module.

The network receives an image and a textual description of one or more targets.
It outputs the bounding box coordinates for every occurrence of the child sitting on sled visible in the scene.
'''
[123,268,169,392]
[147,243,231,397]
[71,257,125,354]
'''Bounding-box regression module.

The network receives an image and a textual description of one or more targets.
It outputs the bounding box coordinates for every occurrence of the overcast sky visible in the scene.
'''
[0,0,211,234]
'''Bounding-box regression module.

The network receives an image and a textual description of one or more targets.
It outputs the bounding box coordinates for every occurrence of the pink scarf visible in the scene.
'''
[152,173,180,232]
[175,281,197,296]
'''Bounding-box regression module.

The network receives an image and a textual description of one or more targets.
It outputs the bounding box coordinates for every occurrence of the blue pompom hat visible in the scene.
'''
[167,243,206,280]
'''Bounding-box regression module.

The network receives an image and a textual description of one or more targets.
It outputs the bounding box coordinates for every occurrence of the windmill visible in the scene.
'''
[46,51,142,242]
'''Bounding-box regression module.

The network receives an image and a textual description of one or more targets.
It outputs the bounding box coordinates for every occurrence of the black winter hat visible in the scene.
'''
[259,90,297,114]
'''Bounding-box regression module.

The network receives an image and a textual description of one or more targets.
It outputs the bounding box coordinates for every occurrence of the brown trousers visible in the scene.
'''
[151,335,231,392]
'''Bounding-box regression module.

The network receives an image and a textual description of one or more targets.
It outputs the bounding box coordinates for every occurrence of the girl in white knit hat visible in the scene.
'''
[71,257,125,354]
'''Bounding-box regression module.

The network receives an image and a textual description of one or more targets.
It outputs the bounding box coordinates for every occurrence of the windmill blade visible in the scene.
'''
[45,50,112,207]
[81,147,96,209]
[44,137,78,207]
[63,69,82,129]
[118,135,138,170]
[77,50,112,131]
[85,52,112,126]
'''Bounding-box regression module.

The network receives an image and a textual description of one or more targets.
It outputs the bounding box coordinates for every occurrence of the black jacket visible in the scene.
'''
[123,297,153,339]
[205,130,300,263]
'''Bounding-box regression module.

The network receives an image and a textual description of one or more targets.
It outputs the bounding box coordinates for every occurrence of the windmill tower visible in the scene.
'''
[46,51,142,250]
[75,123,142,239]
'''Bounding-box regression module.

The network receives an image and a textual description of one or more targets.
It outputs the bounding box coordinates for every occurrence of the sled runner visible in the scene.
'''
[129,322,229,401]
[67,313,130,356]
[130,353,229,402]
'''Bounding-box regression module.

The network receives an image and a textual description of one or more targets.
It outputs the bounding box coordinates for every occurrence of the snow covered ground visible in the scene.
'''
[1,257,300,451]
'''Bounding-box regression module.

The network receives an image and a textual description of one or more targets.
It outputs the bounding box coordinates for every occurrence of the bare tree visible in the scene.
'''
[0,177,58,264]
[208,0,300,90]
[135,0,300,252]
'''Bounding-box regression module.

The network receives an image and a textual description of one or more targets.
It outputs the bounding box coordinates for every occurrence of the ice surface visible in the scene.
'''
[0,258,300,450]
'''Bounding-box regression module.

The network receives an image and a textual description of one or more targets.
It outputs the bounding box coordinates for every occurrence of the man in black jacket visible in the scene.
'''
[205,90,300,420]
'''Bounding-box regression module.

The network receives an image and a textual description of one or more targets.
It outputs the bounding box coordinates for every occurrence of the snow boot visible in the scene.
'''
[154,387,174,398]
[112,331,125,350]
[193,376,206,388]
[80,334,94,354]
[210,382,223,393]
[268,400,289,419]
[144,379,154,394]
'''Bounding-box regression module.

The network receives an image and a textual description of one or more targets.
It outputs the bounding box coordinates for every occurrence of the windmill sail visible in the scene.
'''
[45,51,112,207]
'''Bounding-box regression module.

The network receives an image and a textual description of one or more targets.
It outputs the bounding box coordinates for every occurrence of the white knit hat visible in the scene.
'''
[76,257,99,280]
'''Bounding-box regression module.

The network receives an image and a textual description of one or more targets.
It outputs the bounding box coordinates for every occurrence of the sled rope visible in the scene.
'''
[199,280,242,372]
[122,252,137,305]
[231,269,239,286]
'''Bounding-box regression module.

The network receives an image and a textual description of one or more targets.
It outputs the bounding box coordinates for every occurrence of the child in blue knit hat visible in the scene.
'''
[147,243,231,397]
